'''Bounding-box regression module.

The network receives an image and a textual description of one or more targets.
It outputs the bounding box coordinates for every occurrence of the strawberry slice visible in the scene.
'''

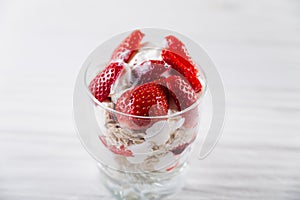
[166,75,199,128]
[89,62,125,102]
[166,75,197,111]
[116,83,169,130]
[115,90,137,128]
[111,30,145,63]
[162,49,202,92]
[164,35,198,75]
[130,83,169,118]
[99,136,133,157]
[162,35,202,92]
[132,60,169,85]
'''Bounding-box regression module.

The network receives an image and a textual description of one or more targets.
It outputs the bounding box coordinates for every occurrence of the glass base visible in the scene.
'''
[97,162,188,200]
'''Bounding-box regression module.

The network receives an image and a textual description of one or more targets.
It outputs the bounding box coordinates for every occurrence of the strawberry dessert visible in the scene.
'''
[89,30,205,172]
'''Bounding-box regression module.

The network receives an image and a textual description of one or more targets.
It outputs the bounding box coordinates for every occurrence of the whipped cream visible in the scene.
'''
[145,117,184,146]
[126,142,153,164]
[125,117,185,165]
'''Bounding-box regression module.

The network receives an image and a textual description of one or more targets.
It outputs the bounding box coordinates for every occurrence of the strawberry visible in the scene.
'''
[89,62,125,102]
[111,30,145,63]
[166,75,199,128]
[99,136,133,157]
[116,83,169,130]
[115,90,137,128]
[162,35,202,92]
[162,49,202,92]
[166,75,197,110]
[165,35,198,75]
[132,60,169,85]
[130,83,169,118]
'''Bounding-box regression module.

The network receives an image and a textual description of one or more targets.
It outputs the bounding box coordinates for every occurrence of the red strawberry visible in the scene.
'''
[165,35,198,75]
[132,60,169,85]
[166,76,199,128]
[162,49,202,92]
[130,83,169,118]
[115,90,138,128]
[166,76,197,110]
[116,83,169,130]
[99,136,133,157]
[89,62,125,102]
[111,30,145,63]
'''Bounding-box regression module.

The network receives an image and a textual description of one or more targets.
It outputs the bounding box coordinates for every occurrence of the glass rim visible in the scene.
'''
[83,61,208,119]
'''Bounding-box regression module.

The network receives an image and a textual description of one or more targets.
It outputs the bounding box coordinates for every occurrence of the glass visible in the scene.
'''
[73,28,225,199]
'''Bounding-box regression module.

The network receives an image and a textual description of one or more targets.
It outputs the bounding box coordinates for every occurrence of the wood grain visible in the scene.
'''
[0,0,299,199]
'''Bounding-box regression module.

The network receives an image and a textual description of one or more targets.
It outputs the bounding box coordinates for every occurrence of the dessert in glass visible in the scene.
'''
[74,28,218,200]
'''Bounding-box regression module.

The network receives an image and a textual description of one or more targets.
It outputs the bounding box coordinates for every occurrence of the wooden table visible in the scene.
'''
[1,0,299,199]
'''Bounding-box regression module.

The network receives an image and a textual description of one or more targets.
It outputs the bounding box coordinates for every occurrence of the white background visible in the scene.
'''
[0,0,300,199]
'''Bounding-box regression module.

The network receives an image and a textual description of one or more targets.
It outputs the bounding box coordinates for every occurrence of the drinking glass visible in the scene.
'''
[73,28,225,200]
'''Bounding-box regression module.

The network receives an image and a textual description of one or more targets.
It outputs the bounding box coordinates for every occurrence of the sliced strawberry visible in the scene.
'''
[162,49,202,92]
[132,60,169,85]
[130,83,169,118]
[111,30,145,63]
[166,75,197,111]
[162,35,201,92]
[99,136,133,157]
[116,83,169,130]
[115,90,139,129]
[89,62,125,102]
[151,77,169,96]
[165,35,198,75]
[166,75,199,128]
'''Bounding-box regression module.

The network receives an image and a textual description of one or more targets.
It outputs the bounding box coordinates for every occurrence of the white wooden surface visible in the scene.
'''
[1,0,300,199]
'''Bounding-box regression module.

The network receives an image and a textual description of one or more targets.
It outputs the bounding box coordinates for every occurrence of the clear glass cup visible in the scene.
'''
[73,28,224,200]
